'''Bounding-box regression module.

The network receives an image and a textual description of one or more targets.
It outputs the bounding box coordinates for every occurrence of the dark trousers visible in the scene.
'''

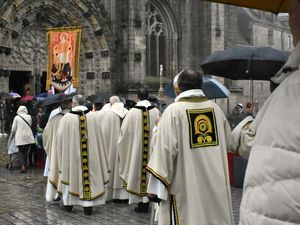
[18,144,31,167]
[28,144,38,166]
[0,119,5,133]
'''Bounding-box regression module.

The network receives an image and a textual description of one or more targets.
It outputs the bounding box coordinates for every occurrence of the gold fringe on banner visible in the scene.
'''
[46,26,82,91]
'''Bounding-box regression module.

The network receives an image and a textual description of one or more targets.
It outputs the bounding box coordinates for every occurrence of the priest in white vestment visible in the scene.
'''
[118,87,160,212]
[43,95,72,202]
[56,94,110,215]
[99,96,129,201]
[147,70,234,225]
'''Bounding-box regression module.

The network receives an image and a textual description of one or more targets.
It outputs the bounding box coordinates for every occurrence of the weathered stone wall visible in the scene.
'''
[0,0,293,113]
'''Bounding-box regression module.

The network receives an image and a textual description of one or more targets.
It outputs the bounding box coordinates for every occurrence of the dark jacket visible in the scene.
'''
[0,103,8,120]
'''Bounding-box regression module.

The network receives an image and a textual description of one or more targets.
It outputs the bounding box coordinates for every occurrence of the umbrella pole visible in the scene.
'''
[227,98,230,116]
[251,79,254,103]
[248,79,254,103]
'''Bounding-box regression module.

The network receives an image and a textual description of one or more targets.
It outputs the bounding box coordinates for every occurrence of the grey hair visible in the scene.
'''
[109,96,120,105]
[72,94,85,106]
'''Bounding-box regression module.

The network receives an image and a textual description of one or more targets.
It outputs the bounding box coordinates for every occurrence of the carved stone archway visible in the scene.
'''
[0,0,113,96]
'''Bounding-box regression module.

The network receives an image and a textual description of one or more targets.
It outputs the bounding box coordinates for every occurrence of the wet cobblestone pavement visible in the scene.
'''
[0,137,242,225]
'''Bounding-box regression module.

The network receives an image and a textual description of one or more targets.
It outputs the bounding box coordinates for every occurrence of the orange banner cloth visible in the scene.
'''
[46,27,82,91]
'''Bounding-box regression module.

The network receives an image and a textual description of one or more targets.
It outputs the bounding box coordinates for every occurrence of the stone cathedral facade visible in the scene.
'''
[0,0,292,111]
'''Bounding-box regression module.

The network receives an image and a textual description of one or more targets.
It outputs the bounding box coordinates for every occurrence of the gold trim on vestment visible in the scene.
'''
[69,190,80,197]
[169,195,179,225]
[177,97,208,103]
[69,191,106,201]
[140,109,150,195]
[120,177,128,188]
[126,188,147,197]
[61,180,69,185]
[119,177,146,196]
[146,166,170,187]
[78,113,92,200]
[49,178,58,190]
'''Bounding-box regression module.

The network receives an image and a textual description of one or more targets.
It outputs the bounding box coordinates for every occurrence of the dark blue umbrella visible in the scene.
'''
[35,92,49,98]
[202,77,230,99]
[200,46,290,80]
[9,92,21,98]
[0,92,11,98]
[164,83,176,98]
[164,77,230,99]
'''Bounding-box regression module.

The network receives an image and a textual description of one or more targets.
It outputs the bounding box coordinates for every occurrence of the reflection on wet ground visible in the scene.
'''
[0,136,242,225]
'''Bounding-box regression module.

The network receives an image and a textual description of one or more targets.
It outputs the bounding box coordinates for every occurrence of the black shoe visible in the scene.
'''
[54,196,61,202]
[113,199,128,204]
[134,202,149,213]
[64,205,73,212]
[84,207,93,215]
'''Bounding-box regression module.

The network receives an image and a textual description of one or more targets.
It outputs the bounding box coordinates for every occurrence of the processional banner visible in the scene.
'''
[46,27,82,91]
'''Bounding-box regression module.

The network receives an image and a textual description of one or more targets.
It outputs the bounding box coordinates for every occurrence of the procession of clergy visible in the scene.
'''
[41,70,233,224]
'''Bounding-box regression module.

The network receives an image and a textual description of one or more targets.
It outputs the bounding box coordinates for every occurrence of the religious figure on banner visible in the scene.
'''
[52,33,72,82]
[47,28,81,92]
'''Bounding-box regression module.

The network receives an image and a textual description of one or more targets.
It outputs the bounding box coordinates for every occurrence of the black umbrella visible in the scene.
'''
[200,46,290,80]
[41,94,62,107]
[0,92,12,98]
[87,92,113,104]
[41,93,75,107]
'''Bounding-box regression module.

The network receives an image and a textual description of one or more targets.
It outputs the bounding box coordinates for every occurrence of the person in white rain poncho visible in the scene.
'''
[11,106,35,173]
[232,1,300,224]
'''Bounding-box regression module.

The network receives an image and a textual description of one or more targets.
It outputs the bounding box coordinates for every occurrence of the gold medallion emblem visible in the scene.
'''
[186,108,219,148]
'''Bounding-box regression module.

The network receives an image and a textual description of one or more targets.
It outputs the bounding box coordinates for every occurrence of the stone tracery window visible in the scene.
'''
[145,3,166,77]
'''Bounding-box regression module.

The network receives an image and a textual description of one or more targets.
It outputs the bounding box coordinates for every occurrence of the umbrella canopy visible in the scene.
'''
[164,77,230,99]
[202,0,289,14]
[0,92,12,98]
[87,92,113,104]
[34,92,51,102]
[9,92,21,98]
[125,99,136,109]
[200,46,290,80]
[41,93,74,107]
[35,92,49,98]
[202,77,230,99]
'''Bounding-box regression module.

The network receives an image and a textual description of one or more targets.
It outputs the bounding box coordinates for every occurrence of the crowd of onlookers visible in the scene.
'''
[1,94,146,171]
[1,93,246,172]
[1,97,47,169]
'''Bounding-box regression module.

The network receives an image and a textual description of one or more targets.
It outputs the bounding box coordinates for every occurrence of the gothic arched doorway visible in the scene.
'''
[9,71,32,96]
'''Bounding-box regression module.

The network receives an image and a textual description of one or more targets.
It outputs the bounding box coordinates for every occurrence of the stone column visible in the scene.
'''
[0,47,5,92]
[128,0,135,82]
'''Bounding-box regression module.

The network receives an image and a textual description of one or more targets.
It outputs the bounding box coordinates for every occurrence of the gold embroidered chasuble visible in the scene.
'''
[56,107,110,204]
[118,104,160,198]
[147,95,234,225]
